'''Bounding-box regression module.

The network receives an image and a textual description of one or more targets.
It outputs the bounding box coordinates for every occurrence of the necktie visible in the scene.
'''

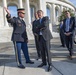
[39,18,42,23]
[66,18,70,32]
[39,18,42,35]
[21,19,25,24]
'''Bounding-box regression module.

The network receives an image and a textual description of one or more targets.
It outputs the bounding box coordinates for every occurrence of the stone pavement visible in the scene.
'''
[0,38,76,75]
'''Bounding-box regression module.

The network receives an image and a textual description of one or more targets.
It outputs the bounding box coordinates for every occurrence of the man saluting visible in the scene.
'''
[4,7,34,69]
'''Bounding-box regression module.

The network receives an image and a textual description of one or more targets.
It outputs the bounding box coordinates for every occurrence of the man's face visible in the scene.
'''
[66,11,70,18]
[18,10,25,18]
[37,11,43,18]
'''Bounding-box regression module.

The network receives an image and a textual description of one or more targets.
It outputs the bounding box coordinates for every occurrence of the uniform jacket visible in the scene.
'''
[6,14,28,42]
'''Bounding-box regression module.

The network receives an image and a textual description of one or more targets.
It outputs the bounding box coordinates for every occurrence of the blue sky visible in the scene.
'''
[69,0,76,6]
[8,6,17,17]
[8,0,76,17]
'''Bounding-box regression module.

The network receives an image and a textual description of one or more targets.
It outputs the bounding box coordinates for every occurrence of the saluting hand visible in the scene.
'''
[4,7,10,14]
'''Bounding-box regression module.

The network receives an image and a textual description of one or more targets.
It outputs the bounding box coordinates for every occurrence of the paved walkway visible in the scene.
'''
[0,38,76,75]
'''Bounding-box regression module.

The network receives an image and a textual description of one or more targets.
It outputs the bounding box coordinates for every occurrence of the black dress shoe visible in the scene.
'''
[38,63,47,67]
[47,65,52,71]
[63,45,65,47]
[60,45,65,47]
[18,64,25,69]
[26,60,34,64]
[67,55,73,60]
[74,41,76,44]
[36,57,41,60]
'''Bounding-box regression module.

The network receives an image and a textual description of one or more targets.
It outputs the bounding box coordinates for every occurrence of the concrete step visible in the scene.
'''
[0,59,76,75]
[0,28,12,42]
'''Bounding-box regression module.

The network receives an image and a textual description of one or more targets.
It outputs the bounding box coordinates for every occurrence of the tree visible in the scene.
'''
[58,9,75,22]
[57,9,75,32]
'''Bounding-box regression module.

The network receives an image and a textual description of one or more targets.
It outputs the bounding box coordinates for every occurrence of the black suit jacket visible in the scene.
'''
[63,17,75,34]
[6,14,28,42]
[37,16,53,41]
[59,23,64,35]
[32,20,40,35]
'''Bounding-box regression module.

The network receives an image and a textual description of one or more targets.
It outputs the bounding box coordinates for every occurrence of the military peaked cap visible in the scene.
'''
[17,8,25,11]
[17,8,25,14]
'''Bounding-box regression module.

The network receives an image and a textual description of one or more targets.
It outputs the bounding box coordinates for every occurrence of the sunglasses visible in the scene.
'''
[19,12,25,14]
[66,13,69,14]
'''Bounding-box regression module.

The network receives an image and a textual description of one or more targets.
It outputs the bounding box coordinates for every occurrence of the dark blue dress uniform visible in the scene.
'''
[6,13,33,68]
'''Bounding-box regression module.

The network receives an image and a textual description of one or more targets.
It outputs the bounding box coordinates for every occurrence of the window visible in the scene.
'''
[8,5,17,17]
[55,8,59,17]
[46,7,51,19]
[30,5,35,22]
[46,6,51,22]
[55,7,59,22]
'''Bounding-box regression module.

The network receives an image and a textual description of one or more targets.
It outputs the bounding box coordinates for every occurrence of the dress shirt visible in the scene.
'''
[65,18,70,32]
[39,18,43,35]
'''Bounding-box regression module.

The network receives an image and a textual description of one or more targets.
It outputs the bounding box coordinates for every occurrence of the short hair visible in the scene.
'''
[65,10,70,13]
[37,10,43,13]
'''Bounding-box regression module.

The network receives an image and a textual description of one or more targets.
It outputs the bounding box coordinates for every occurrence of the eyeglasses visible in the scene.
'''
[66,13,69,14]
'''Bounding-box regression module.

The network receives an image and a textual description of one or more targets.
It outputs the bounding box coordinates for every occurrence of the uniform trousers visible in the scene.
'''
[14,41,30,65]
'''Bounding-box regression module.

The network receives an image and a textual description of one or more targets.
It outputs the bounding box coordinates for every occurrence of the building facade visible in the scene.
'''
[0,0,75,42]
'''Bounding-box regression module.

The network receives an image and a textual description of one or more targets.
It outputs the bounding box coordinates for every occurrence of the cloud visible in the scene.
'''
[69,0,76,6]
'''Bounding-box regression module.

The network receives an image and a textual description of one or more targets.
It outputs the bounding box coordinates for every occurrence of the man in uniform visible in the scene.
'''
[4,7,34,69]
